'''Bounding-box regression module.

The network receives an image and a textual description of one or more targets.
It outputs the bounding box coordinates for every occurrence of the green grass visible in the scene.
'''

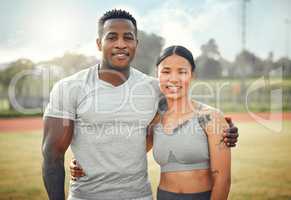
[1,121,291,200]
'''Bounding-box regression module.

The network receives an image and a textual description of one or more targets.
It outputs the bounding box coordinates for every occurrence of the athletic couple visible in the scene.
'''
[42,9,238,200]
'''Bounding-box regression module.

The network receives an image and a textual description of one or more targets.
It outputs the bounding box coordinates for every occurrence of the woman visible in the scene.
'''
[70,46,231,200]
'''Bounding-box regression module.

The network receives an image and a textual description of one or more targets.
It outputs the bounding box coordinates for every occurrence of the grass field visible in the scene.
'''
[1,121,291,200]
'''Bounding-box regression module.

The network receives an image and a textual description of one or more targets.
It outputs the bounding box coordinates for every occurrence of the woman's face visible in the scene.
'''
[158,54,193,100]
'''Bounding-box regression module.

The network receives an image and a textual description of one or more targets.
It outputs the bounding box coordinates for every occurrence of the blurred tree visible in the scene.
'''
[0,59,36,109]
[232,50,264,77]
[201,38,220,57]
[132,30,165,75]
[40,52,97,75]
[219,57,232,77]
[0,59,34,87]
[275,57,291,77]
[196,39,222,79]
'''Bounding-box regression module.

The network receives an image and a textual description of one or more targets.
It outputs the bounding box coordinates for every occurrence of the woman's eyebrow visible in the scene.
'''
[161,67,171,70]
[178,66,189,70]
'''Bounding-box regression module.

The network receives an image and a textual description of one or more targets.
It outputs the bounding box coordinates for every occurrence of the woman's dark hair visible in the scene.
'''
[156,45,196,72]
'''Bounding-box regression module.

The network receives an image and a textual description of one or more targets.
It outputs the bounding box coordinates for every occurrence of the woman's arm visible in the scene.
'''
[205,112,231,200]
[146,113,160,152]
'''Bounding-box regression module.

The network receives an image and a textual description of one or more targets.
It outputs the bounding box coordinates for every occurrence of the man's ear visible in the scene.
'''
[96,38,102,51]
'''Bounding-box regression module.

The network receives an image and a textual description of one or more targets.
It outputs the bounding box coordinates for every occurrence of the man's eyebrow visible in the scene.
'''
[124,32,135,36]
[105,32,117,36]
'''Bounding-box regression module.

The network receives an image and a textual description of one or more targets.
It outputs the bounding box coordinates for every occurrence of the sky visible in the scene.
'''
[0,0,290,63]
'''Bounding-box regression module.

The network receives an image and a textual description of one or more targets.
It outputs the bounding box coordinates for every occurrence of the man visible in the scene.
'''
[42,9,238,200]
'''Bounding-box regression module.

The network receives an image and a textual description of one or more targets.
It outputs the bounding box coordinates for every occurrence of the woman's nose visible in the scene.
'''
[168,73,179,82]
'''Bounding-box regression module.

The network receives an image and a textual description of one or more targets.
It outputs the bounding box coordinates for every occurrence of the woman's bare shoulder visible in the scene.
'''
[194,101,226,133]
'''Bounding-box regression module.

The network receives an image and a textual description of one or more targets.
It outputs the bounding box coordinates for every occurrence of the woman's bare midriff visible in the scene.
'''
[159,169,212,193]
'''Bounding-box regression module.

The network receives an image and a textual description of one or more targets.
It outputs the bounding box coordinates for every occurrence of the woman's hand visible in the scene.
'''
[69,158,85,181]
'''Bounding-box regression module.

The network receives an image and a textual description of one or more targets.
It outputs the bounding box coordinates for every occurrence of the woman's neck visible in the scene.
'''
[166,96,194,115]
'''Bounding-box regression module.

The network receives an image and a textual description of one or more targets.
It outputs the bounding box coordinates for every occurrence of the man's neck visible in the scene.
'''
[98,63,130,87]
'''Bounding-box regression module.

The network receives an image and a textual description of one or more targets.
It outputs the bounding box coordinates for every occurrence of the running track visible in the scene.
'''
[0,112,290,133]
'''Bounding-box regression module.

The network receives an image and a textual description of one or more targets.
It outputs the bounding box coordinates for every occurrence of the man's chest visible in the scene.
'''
[76,85,159,125]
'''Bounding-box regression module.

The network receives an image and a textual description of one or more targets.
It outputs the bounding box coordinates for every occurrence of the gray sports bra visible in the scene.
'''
[153,99,210,172]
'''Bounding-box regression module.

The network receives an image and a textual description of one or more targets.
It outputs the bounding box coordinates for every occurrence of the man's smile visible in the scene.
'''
[112,51,129,59]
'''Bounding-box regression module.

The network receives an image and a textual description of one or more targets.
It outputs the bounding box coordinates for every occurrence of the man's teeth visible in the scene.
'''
[115,53,127,56]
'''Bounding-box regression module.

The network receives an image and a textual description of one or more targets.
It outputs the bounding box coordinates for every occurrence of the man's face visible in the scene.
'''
[97,19,138,70]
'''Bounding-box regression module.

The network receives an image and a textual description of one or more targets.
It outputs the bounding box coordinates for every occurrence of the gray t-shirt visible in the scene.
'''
[44,65,161,200]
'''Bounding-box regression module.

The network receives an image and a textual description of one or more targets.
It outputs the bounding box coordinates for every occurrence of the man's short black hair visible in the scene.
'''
[98,9,137,37]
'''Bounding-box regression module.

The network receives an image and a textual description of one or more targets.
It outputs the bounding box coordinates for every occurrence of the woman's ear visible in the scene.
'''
[191,71,197,80]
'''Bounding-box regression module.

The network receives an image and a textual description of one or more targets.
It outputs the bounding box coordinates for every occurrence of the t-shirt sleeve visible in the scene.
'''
[43,79,79,120]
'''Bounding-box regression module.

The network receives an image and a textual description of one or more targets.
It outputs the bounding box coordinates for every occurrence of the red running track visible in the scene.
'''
[0,113,290,133]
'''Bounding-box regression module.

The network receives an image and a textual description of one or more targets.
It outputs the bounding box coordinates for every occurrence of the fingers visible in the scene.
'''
[224,117,232,124]
[70,166,85,176]
[70,167,85,175]
[69,164,82,171]
[224,117,234,127]
[223,118,238,145]
[223,136,238,148]
[224,137,238,144]
[225,141,237,147]
[223,132,239,139]
[70,159,82,170]
[227,143,236,148]
[224,127,238,137]
[70,159,85,180]
[70,172,85,180]
[70,169,85,181]
[228,126,238,134]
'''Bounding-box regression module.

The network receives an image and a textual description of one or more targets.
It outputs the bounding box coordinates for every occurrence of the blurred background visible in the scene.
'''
[0,0,290,200]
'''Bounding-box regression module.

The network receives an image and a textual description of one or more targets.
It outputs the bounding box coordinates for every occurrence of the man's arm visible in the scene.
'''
[42,117,74,200]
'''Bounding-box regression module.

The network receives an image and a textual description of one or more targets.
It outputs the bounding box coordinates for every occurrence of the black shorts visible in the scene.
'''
[157,188,211,200]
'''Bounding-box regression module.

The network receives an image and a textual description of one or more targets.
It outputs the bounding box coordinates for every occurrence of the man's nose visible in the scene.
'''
[115,38,126,49]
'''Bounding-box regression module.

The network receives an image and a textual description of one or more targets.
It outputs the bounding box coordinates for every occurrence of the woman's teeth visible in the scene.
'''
[166,85,181,92]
